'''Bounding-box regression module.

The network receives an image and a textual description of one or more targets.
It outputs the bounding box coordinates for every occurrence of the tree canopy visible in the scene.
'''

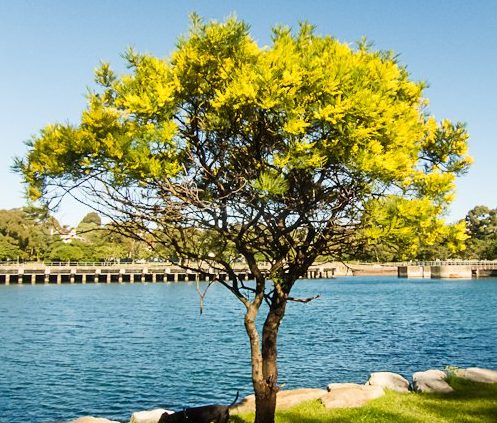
[464,205,497,259]
[17,17,471,262]
[16,16,472,423]
[0,207,58,261]
[79,211,102,226]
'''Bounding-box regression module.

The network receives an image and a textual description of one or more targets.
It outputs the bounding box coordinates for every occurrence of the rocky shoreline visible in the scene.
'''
[49,367,497,423]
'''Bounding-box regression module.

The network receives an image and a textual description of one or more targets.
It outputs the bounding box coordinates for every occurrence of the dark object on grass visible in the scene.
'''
[158,392,239,423]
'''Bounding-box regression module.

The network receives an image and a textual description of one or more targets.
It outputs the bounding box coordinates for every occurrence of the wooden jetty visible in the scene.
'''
[1,261,494,285]
[0,262,341,285]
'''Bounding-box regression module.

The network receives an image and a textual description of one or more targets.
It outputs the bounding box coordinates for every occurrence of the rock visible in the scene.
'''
[230,388,327,414]
[412,370,454,393]
[321,384,385,409]
[64,417,121,423]
[365,372,410,393]
[452,367,497,383]
[130,408,173,423]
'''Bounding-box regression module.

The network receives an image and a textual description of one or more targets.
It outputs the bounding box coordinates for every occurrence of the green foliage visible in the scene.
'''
[55,223,156,262]
[463,205,497,259]
[0,235,24,260]
[48,242,85,262]
[80,212,102,226]
[0,207,59,261]
[359,197,468,261]
[0,208,158,262]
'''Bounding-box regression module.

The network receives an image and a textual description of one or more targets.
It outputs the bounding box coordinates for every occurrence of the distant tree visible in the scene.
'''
[76,213,103,247]
[79,212,102,226]
[48,243,85,262]
[16,16,471,423]
[92,243,127,262]
[464,205,497,259]
[0,207,59,261]
[0,234,24,260]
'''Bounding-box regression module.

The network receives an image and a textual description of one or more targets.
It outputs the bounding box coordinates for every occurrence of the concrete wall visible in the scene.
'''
[431,265,472,279]
[398,266,431,278]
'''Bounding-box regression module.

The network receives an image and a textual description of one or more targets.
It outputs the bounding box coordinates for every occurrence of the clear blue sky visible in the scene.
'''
[1,0,496,225]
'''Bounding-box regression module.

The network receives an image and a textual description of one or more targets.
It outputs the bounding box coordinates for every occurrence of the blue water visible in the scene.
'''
[1,277,497,423]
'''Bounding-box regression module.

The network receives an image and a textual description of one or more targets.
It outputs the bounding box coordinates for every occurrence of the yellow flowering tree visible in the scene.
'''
[16,16,471,423]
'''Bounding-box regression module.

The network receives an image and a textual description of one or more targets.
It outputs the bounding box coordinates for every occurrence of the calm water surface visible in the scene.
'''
[1,277,496,423]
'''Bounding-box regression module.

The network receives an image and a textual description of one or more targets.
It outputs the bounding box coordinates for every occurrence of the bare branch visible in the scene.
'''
[195,280,214,315]
[287,294,321,304]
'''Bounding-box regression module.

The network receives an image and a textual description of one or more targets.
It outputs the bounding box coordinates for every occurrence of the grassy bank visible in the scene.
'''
[232,377,497,422]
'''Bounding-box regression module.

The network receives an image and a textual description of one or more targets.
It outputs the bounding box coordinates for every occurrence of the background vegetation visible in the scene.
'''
[1,205,495,263]
[0,209,162,262]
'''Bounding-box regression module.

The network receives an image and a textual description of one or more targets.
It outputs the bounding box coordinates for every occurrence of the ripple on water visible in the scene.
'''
[1,278,497,422]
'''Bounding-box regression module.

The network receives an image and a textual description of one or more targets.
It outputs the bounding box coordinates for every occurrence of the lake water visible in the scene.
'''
[1,277,496,423]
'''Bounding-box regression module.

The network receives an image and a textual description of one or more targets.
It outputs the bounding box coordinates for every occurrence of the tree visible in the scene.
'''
[0,207,59,261]
[80,211,102,226]
[48,242,85,262]
[464,206,497,259]
[0,234,24,260]
[16,16,471,423]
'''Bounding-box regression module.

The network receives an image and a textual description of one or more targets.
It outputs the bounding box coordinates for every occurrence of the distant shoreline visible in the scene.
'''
[1,261,497,285]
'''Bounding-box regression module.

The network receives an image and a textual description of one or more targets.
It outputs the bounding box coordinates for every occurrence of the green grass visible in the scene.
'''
[232,378,497,422]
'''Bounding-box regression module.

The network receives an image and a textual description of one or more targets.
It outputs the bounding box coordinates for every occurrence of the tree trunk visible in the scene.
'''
[245,295,287,423]
[254,384,277,423]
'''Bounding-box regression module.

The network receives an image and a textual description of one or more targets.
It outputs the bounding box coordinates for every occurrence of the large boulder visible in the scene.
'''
[130,408,173,423]
[230,388,327,414]
[452,367,497,383]
[365,372,410,393]
[321,383,385,409]
[412,370,454,393]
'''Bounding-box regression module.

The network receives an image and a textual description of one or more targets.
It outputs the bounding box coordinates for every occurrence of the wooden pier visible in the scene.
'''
[2,261,493,285]
[0,262,340,285]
